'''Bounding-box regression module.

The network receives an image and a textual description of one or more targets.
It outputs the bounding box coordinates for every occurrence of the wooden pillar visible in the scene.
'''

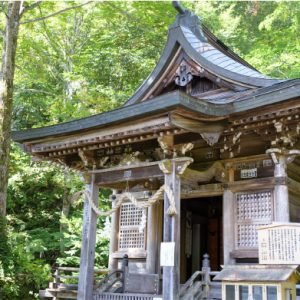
[223,189,235,265]
[78,174,99,300]
[267,149,300,222]
[274,155,289,222]
[146,202,159,274]
[266,148,300,222]
[108,192,118,271]
[156,200,163,275]
[223,164,235,265]
[159,157,193,300]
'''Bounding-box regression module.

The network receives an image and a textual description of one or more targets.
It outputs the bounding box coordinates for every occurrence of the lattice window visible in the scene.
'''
[235,191,273,248]
[118,203,146,250]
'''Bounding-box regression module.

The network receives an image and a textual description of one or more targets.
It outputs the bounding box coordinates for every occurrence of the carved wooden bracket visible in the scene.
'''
[266,148,300,165]
[170,112,225,147]
[158,136,174,158]
[78,149,96,169]
[158,136,194,158]
[180,161,227,185]
[220,132,242,159]
[158,157,193,175]
[271,121,299,148]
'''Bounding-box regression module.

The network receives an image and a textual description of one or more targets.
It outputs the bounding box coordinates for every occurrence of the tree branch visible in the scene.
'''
[16,88,55,96]
[20,1,93,25]
[0,1,9,19]
[20,1,42,17]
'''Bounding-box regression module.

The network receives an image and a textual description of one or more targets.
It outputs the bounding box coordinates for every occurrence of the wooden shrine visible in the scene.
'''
[12,2,300,300]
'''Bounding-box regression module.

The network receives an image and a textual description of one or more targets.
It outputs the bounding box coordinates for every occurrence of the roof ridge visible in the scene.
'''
[170,2,207,42]
[171,2,264,74]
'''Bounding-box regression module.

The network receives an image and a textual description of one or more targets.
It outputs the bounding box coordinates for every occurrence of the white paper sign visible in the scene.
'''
[160,242,175,266]
[258,223,300,264]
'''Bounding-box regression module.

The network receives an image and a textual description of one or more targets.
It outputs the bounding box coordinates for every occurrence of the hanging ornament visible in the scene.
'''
[102,216,111,239]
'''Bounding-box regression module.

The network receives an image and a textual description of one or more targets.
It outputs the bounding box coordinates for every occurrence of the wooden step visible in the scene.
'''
[40,289,78,299]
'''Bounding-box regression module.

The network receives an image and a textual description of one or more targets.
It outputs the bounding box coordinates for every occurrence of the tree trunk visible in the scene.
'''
[0,2,21,216]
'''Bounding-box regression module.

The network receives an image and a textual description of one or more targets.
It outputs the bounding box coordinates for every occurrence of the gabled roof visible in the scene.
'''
[124,5,281,106]
[214,264,300,282]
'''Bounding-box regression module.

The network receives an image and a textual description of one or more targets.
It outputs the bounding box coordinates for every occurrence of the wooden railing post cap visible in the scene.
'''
[202,253,210,268]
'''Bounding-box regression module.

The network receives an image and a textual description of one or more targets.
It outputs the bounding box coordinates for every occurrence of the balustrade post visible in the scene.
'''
[202,254,211,298]
[121,254,129,293]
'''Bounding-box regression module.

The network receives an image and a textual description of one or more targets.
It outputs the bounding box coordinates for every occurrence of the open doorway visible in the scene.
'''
[180,196,223,283]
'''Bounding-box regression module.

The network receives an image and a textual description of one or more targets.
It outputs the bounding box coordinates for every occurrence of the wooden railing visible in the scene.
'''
[179,254,221,300]
[39,266,108,299]
[40,255,221,299]
[94,269,124,293]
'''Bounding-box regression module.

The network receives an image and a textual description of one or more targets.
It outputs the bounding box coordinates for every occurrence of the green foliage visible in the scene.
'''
[0,215,52,300]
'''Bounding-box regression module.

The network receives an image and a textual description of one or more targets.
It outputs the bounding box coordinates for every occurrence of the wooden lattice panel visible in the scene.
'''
[118,203,146,250]
[236,191,272,220]
[237,224,270,248]
[120,203,144,227]
[236,191,273,248]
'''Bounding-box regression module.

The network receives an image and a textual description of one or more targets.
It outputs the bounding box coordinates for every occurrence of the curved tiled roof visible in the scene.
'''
[181,26,268,79]
[124,7,282,106]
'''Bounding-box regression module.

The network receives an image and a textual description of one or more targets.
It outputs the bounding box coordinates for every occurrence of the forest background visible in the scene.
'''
[0,1,299,299]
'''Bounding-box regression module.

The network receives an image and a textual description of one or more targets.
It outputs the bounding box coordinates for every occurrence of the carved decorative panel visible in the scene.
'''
[235,191,273,249]
[118,203,146,250]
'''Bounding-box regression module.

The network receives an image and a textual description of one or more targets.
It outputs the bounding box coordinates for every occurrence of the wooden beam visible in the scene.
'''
[93,163,163,186]
[227,177,275,192]
[30,115,171,152]
[181,183,223,198]
[230,249,258,259]
[78,175,99,300]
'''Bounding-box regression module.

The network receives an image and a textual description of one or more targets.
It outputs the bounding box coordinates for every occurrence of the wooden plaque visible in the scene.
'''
[258,223,300,264]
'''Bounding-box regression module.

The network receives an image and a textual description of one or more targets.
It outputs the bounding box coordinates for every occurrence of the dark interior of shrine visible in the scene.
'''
[180,196,223,283]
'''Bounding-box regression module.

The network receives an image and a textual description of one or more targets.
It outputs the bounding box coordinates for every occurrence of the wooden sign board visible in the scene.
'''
[258,223,300,264]
[160,242,175,267]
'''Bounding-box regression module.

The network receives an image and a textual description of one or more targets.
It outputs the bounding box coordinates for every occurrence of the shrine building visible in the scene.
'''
[12,2,300,300]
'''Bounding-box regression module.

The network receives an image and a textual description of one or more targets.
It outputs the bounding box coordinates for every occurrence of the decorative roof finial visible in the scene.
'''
[172,1,186,15]
[170,1,207,42]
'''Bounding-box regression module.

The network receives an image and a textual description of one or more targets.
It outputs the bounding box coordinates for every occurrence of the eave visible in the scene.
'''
[12,80,300,144]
